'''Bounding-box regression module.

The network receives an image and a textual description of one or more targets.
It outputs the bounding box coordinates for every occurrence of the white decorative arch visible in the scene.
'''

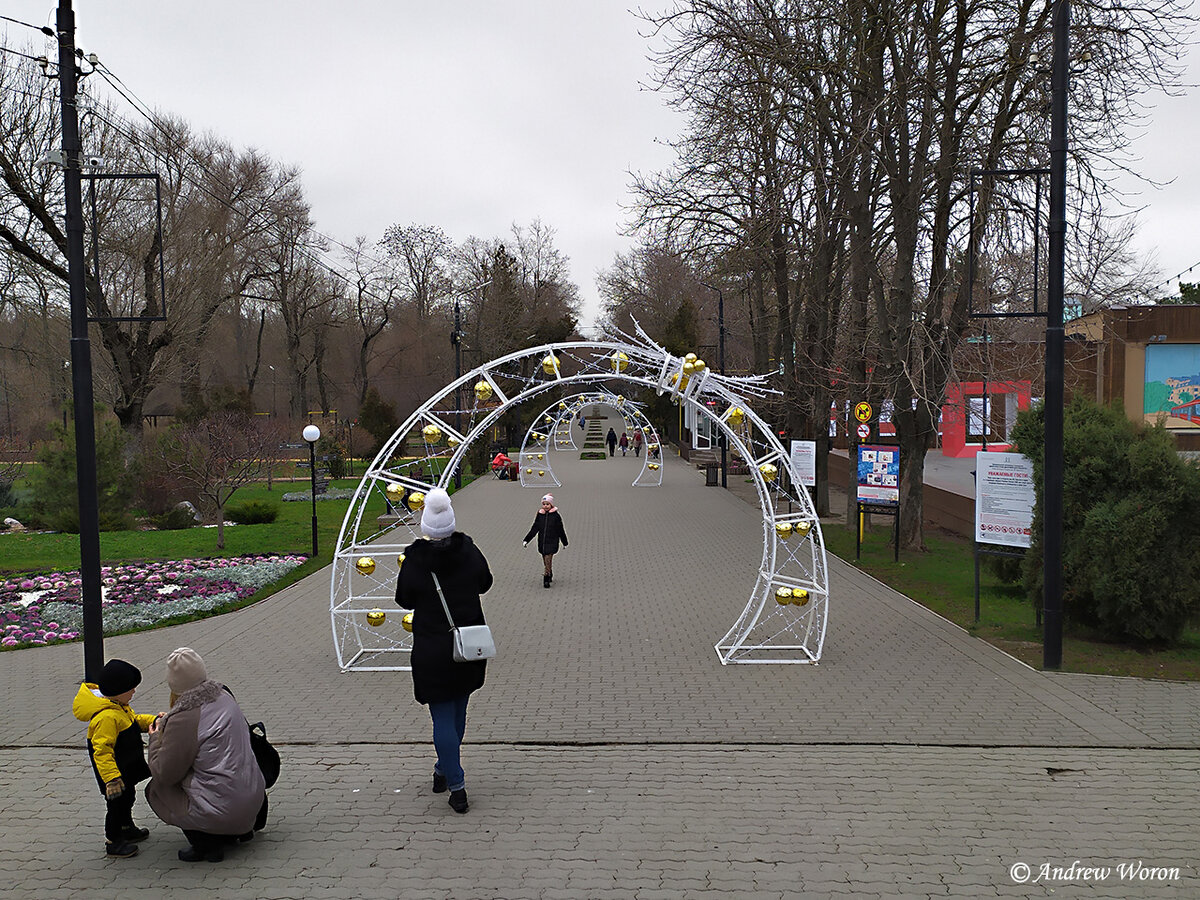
[517,391,663,488]
[330,326,829,670]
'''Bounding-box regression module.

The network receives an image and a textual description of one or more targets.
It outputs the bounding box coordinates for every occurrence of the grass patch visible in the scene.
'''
[820,520,1200,681]
[579,451,608,460]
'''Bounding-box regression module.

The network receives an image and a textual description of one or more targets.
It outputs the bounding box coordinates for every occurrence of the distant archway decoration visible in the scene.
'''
[518,391,663,488]
[330,324,829,670]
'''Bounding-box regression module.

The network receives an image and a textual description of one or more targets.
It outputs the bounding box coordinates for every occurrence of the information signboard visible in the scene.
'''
[789,440,816,487]
[974,451,1034,548]
[856,444,899,505]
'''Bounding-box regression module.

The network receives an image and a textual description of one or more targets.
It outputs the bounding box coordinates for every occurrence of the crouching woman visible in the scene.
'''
[147,647,266,862]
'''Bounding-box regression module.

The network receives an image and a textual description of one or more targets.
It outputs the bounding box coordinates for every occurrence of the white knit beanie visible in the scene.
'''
[167,647,207,694]
[420,488,456,539]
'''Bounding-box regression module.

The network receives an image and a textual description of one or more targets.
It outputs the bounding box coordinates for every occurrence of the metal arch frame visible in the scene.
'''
[329,327,829,671]
[518,390,663,488]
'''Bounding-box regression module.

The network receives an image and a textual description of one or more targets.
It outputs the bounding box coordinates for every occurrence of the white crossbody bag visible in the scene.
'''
[431,572,496,662]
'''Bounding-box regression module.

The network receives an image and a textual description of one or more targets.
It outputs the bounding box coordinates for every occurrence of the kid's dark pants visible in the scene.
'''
[104,784,136,841]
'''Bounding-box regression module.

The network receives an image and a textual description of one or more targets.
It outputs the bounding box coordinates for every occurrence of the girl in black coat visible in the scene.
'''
[395,488,493,814]
[523,493,569,588]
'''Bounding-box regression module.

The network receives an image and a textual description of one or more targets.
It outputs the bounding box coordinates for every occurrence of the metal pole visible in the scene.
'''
[308,440,319,557]
[57,0,104,681]
[453,299,462,490]
[1043,0,1069,670]
[701,282,728,487]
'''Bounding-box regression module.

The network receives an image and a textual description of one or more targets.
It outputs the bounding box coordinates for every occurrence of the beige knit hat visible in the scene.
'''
[167,647,208,694]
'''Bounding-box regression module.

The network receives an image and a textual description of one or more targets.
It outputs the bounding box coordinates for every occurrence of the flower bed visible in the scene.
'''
[1,554,307,649]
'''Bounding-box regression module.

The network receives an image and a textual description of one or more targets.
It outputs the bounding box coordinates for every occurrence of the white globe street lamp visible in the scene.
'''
[303,424,321,556]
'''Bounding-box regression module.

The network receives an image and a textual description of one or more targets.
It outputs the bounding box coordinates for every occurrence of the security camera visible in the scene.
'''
[85,156,104,169]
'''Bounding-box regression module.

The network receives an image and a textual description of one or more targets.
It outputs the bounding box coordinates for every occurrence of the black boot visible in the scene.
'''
[448,788,469,814]
[543,574,551,588]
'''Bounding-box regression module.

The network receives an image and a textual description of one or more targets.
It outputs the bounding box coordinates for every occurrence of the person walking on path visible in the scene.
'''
[395,487,493,815]
[619,432,629,456]
[72,659,159,859]
[606,427,618,457]
[146,648,266,862]
[523,493,569,588]
[633,429,643,456]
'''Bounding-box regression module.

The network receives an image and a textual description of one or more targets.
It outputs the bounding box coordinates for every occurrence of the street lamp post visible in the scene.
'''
[303,424,320,557]
[701,282,728,488]
[451,299,464,489]
[268,365,276,417]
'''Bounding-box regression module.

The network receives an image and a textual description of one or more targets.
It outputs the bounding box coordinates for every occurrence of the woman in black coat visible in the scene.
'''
[395,488,493,814]
[606,427,618,456]
[523,493,569,589]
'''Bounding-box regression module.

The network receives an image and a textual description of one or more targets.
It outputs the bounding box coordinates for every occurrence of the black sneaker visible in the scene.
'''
[105,841,138,859]
[432,771,447,793]
[119,825,150,842]
[448,788,469,814]
[178,845,224,862]
[543,574,551,588]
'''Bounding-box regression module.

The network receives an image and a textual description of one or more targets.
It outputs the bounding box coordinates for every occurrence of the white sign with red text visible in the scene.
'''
[975,451,1034,548]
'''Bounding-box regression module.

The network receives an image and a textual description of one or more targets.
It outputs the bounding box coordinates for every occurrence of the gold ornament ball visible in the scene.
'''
[669,372,679,385]
[795,521,812,537]
[648,442,659,451]
[385,482,405,502]
[610,351,629,372]
[474,381,494,401]
[648,462,660,470]
[398,552,405,564]
[542,354,559,375]
[422,424,442,443]
[692,359,706,373]
[536,453,544,460]
[558,401,567,410]
[759,463,778,482]
[355,556,377,575]
[525,467,532,474]
[406,491,425,511]
[447,436,461,447]
[544,415,553,424]
[685,352,697,362]
[793,589,810,606]
[538,470,545,476]
[532,431,544,441]
[401,612,414,633]
[775,587,793,604]
[727,406,745,426]
[366,608,386,627]
[683,361,695,376]
[775,522,793,539]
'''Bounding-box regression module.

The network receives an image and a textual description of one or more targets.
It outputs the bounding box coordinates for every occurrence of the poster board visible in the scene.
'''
[974,451,1034,548]
[856,445,899,505]
[789,440,816,487]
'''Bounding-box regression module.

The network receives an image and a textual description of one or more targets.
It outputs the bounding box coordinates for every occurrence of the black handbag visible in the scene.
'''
[248,720,280,789]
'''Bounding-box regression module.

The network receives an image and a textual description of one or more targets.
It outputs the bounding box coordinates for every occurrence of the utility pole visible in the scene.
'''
[56,0,105,680]
[1043,0,1069,670]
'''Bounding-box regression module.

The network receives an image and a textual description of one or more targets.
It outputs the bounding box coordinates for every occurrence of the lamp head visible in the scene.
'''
[303,424,321,443]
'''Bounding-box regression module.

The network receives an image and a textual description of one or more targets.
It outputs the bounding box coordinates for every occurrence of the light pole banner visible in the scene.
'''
[975,451,1034,548]
[789,440,816,487]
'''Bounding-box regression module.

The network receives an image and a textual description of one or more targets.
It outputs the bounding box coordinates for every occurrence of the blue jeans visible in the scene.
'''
[428,695,469,792]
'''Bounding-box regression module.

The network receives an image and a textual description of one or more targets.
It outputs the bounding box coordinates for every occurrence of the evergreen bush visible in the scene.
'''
[26,420,134,533]
[226,499,280,525]
[1011,397,1200,644]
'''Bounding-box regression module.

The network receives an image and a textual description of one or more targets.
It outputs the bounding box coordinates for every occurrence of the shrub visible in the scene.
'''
[26,420,133,532]
[1011,397,1200,644]
[225,499,280,525]
[359,388,399,457]
[152,505,198,531]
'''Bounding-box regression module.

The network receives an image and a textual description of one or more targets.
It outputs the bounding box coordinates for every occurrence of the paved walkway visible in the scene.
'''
[2,413,1198,898]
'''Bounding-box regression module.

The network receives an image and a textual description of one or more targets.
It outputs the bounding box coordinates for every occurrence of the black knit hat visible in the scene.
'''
[97,659,141,697]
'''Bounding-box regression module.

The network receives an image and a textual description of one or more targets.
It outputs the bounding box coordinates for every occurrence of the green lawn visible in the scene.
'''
[821,521,1200,681]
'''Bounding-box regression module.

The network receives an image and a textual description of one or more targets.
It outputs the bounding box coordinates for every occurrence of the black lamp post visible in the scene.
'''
[451,300,464,489]
[701,281,727,487]
[303,424,320,557]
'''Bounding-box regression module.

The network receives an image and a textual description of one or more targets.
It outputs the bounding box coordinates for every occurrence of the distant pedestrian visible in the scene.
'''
[73,659,160,859]
[523,493,569,588]
[606,427,617,457]
[619,432,629,456]
[633,430,643,457]
[395,488,493,815]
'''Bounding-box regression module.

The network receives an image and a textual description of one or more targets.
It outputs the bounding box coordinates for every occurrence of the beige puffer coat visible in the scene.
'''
[146,680,265,835]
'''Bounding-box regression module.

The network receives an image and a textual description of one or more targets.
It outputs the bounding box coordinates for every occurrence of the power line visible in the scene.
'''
[0,15,52,36]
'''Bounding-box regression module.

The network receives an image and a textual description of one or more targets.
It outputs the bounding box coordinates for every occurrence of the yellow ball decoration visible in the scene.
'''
[558,401,567,410]
[685,352,697,362]
[692,359,706,373]
[366,609,386,627]
[385,482,404,503]
[406,491,425,511]
[759,463,778,482]
[792,589,811,606]
[355,556,377,575]
[648,442,660,452]
[542,354,560,375]
[683,361,695,376]
[422,424,442,443]
[401,612,414,633]
[474,381,494,401]
[398,552,405,565]
[795,521,812,537]
[775,522,793,540]
[648,463,660,471]
[538,470,545,476]
[726,406,745,426]
[536,453,544,460]
[544,415,553,424]
[775,587,793,604]
[610,351,629,372]
[525,467,532,474]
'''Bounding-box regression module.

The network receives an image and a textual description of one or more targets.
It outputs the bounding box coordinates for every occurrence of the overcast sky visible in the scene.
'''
[3,1,1198,326]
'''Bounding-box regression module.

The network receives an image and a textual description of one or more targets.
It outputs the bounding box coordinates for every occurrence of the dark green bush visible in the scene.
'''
[359,388,399,457]
[153,505,198,531]
[1012,397,1200,644]
[26,420,133,532]
[225,499,280,525]
[982,552,1023,585]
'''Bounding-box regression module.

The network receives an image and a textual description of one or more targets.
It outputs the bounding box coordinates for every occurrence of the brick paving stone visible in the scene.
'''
[2,414,1200,898]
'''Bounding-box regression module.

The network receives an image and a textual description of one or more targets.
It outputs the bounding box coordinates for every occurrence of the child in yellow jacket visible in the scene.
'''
[72,659,159,858]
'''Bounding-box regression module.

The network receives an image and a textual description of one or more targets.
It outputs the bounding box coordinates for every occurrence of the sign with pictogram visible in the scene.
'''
[854,401,872,423]
[856,422,871,440]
